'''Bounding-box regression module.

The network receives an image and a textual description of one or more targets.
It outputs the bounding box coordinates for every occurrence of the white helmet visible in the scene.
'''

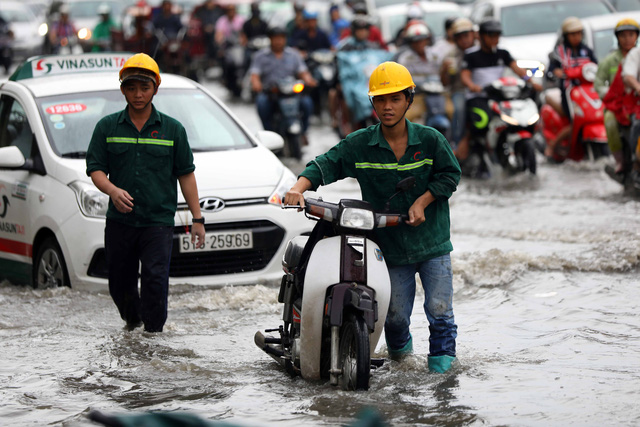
[562,16,583,34]
[97,3,111,15]
[405,23,430,42]
[452,18,474,35]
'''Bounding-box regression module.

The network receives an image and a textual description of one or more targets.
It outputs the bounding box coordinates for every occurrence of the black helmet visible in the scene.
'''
[351,16,370,31]
[479,18,502,34]
[268,26,287,37]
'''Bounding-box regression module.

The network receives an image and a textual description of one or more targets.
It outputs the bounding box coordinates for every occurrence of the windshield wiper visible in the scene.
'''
[61,151,87,159]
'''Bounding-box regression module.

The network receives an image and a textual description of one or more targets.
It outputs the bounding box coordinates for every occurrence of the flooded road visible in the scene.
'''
[1,81,639,426]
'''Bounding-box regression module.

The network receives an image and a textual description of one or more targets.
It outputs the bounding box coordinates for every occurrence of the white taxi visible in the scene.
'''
[0,53,311,291]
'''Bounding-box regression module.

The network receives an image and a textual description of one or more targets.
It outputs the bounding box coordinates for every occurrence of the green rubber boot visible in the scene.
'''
[387,335,413,361]
[428,355,456,373]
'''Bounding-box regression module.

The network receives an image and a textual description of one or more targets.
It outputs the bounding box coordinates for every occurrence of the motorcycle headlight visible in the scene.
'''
[500,113,519,126]
[268,169,297,206]
[78,28,91,40]
[69,181,108,218]
[528,113,540,126]
[582,63,597,82]
[38,23,48,37]
[339,208,374,230]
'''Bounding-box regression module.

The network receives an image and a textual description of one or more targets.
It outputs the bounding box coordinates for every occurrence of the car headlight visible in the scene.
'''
[339,208,375,230]
[268,168,297,206]
[69,181,108,218]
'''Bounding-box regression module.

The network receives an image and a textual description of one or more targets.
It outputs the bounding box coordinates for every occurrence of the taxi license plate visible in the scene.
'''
[179,230,253,253]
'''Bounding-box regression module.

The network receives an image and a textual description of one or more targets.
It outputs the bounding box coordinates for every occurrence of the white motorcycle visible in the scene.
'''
[484,77,539,175]
[255,177,415,390]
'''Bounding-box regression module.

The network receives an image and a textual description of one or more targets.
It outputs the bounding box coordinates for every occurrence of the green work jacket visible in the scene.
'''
[86,105,195,227]
[300,120,461,266]
[595,49,623,99]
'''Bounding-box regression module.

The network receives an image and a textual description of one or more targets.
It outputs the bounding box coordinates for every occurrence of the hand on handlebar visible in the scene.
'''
[283,190,306,211]
[405,204,426,227]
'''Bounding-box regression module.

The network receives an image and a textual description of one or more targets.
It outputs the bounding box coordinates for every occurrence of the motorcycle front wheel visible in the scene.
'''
[338,313,370,390]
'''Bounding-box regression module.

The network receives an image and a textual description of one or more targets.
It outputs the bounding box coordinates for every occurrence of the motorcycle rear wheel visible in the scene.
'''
[338,313,370,390]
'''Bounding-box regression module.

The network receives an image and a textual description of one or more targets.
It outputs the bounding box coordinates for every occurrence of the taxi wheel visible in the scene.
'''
[33,237,70,289]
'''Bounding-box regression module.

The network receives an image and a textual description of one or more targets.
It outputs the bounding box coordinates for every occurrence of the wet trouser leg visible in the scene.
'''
[256,92,275,131]
[384,254,457,357]
[451,91,466,146]
[138,226,174,332]
[300,95,314,133]
[604,109,622,154]
[105,220,142,327]
[105,221,173,332]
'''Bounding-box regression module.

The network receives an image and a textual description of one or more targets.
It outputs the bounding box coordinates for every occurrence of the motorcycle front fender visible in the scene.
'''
[299,236,390,380]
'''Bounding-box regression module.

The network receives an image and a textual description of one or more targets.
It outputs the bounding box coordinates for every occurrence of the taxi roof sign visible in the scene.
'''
[10,53,135,81]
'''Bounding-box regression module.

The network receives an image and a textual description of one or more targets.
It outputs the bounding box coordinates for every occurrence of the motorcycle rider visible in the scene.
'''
[328,4,349,48]
[48,4,78,54]
[91,3,117,52]
[290,10,331,54]
[0,14,13,75]
[242,2,268,42]
[457,18,540,166]
[621,33,640,186]
[440,18,476,147]
[545,17,597,159]
[395,24,447,131]
[249,26,316,137]
[596,19,639,176]
[215,4,246,98]
[284,62,462,374]
[339,3,387,50]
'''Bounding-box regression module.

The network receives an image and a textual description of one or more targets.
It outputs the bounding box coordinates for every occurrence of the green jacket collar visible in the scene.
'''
[367,119,421,149]
[118,104,162,132]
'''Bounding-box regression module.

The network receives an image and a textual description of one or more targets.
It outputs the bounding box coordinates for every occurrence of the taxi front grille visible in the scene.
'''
[169,220,285,277]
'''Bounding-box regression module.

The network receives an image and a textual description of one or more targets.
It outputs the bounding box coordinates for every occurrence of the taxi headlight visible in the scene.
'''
[339,208,374,230]
[268,168,297,206]
[69,181,108,218]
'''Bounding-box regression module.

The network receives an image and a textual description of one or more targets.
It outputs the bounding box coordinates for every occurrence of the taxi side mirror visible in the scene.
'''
[0,146,26,168]
[255,130,285,152]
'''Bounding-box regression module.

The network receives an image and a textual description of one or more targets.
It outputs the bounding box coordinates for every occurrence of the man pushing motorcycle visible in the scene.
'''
[284,62,462,373]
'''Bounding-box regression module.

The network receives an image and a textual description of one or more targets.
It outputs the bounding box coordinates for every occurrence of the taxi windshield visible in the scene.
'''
[36,88,254,157]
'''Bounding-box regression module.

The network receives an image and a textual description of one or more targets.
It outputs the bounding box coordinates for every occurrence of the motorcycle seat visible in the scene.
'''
[282,236,309,271]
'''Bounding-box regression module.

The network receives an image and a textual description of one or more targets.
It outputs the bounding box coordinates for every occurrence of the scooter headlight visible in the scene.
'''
[38,23,48,37]
[582,63,597,82]
[292,83,305,94]
[339,208,375,230]
[500,113,519,126]
[78,28,91,40]
[69,180,108,218]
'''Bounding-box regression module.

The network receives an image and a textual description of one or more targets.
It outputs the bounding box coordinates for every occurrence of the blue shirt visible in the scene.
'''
[249,47,308,88]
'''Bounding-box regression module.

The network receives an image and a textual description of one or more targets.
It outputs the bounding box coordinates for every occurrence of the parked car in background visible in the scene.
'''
[608,0,640,11]
[375,1,464,48]
[580,11,640,61]
[0,53,310,291]
[468,0,615,81]
[0,1,46,62]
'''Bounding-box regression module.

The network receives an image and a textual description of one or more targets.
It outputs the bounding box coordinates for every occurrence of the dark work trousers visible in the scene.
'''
[105,220,174,332]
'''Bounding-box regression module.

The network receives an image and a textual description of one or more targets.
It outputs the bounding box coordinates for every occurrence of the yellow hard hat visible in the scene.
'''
[119,53,161,87]
[368,61,415,97]
[615,18,640,34]
[561,16,583,34]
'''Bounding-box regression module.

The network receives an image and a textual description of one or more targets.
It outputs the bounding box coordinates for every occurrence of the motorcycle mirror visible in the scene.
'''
[395,177,416,193]
[384,177,417,211]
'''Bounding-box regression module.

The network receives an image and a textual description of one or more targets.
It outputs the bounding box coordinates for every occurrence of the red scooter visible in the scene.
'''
[540,60,608,162]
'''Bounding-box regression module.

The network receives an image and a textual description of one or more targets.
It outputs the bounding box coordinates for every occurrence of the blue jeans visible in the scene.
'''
[105,220,174,332]
[385,254,457,357]
[256,92,313,133]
